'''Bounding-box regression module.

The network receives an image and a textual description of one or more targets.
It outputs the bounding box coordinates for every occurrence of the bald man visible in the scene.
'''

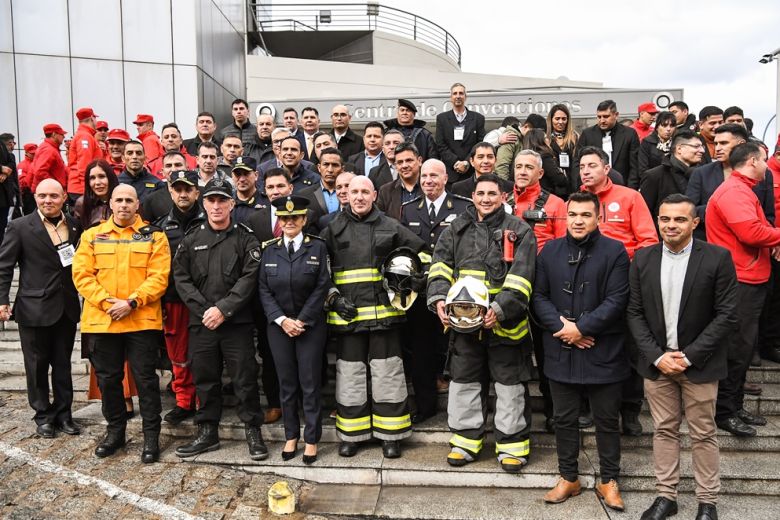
[0,179,82,438]
[73,183,170,462]
[331,104,364,159]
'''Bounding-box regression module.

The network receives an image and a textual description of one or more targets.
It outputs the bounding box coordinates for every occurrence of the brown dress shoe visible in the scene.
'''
[595,480,625,511]
[743,382,762,396]
[264,408,282,424]
[544,477,582,504]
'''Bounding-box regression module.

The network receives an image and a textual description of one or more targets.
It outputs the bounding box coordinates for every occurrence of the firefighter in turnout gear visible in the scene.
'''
[427,174,537,473]
[320,176,425,459]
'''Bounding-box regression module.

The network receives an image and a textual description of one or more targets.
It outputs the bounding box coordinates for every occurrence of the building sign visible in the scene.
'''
[252,88,683,124]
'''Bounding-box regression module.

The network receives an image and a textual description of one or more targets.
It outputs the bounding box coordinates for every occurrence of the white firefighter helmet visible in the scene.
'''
[445,276,490,333]
[382,247,422,311]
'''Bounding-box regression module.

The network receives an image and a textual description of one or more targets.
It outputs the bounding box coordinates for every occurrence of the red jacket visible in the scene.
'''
[67,124,102,195]
[706,171,780,284]
[138,130,165,164]
[17,158,33,192]
[582,178,658,259]
[146,147,197,179]
[513,182,567,253]
[31,138,68,192]
[630,120,652,141]
[108,157,125,176]
[768,155,780,221]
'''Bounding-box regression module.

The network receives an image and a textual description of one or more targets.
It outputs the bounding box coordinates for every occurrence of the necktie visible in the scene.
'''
[288,240,295,257]
[429,202,436,222]
[273,218,282,238]
[306,136,314,158]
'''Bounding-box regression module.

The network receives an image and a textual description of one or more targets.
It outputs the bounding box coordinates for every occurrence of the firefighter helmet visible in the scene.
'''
[445,276,490,333]
[382,247,423,311]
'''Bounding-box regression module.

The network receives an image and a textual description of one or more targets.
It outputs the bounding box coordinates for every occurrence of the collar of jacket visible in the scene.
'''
[167,204,204,227]
[582,176,613,196]
[232,120,252,130]
[666,155,693,177]
[383,118,427,129]
[461,204,505,229]
[768,154,780,177]
[78,123,96,136]
[565,228,602,249]
[633,120,652,133]
[121,167,152,180]
[100,214,145,234]
[513,181,541,206]
[345,205,381,223]
[137,130,157,140]
[730,170,759,188]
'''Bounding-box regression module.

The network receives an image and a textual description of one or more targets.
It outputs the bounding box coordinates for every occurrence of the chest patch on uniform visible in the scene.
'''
[164,224,178,231]
[95,233,110,240]
[193,245,208,251]
[132,233,152,241]
[607,202,620,212]
[445,214,457,223]
[409,222,420,227]
[145,183,156,188]
[306,259,320,265]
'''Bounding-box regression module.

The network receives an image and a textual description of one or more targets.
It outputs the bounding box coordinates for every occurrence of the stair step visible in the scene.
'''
[0,348,89,376]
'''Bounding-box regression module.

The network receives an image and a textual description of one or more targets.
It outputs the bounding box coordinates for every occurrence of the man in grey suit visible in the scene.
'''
[0,179,82,438]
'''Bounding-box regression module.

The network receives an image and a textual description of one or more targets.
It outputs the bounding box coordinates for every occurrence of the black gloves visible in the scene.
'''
[409,272,427,293]
[332,295,358,320]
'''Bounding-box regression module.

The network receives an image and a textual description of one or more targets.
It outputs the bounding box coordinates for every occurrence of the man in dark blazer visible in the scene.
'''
[575,99,639,188]
[299,147,343,217]
[318,171,355,230]
[368,129,404,189]
[376,142,422,221]
[627,194,737,520]
[435,83,486,185]
[330,104,364,159]
[451,142,513,197]
[0,179,82,438]
[347,122,384,177]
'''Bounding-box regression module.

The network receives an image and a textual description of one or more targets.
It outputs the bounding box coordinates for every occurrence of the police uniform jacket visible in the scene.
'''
[288,164,321,193]
[154,206,206,303]
[117,168,165,204]
[427,205,536,346]
[258,235,331,326]
[232,192,266,225]
[173,219,261,326]
[400,193,471,263]
[320,206,425,333]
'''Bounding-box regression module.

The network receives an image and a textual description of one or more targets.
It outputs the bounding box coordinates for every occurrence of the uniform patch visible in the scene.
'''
[95,233,110,240]
[145,183,156,188]
[249,248,261,261]
[193,245,208,251]
[409,222,420,226]
[607,202,620,212]
[81,140,89,149]
[132,233,152,241]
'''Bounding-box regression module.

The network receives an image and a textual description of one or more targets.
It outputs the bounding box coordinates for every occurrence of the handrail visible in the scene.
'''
[247,2,461,66]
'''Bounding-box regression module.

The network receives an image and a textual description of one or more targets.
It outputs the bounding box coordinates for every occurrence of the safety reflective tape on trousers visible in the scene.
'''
[495,439,530,456]
[327,305,404,325]
[372,414,411,431]
[493,319,530,341]
[449,434,484,452]
[333,268,382,285]
[336,415,371,432]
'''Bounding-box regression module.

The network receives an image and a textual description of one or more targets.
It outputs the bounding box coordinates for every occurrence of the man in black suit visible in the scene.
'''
[347,122,384,177]
[575,99,639,188]
[331,104,364,159]
[368,129,404,189]
[451,142,513,197]
[0,179,82,438]
[627,194,737,520]
[435,83,486,185]
[376,142,422,221]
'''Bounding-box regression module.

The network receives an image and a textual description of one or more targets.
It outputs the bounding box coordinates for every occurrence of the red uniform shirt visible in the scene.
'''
[582,177,658,259]
[146,147,197,179]
[138,130,165,165]
[706,171,780,284]
[630,120,652,142]
[67,123,102,195]
[31,138,68,192]
[17,158,33,192]
[107,157,125,176]
[513,182,567,253]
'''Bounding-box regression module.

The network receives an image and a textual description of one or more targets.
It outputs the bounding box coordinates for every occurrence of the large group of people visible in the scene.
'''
[1,83,779,520]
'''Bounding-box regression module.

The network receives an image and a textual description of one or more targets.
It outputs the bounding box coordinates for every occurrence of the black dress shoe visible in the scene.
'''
[578,414,593,429]
[411,411,435,424]
[36,423,55,439]
[737,408,767,426]
[175,423,220,457]
[716,416,756,437]
[338,441,359,457]
[56,420,81,436]
[95,431,126,458]
[382,440,401,458]
[246,426,268,461]
[302,453,317,465]
[622,412,643,436]
[141,434,159,464]
[281,448,298,461]
[695,503,718,520]
[640,496,678,520]
[761,346,780,364]
[163,406,196,425]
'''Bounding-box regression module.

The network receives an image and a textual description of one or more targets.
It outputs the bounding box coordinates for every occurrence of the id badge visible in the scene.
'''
[559,153,570,168]
[57,242,75,267]
[453,126,465,141]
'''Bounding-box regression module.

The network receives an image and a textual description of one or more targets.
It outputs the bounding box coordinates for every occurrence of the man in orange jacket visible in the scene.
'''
[134,114,165,165]
[73,184,170,463]
[31,124,68,193]
[579,145,658,437]
[67,107,103,202]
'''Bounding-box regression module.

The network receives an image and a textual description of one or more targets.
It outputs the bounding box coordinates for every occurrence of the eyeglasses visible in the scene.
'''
[272,139,286,145]
[332,113,348,118]
[680,143,705,149]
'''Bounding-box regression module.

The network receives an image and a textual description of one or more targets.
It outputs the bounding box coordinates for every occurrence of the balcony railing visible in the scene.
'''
[249,2,461,66]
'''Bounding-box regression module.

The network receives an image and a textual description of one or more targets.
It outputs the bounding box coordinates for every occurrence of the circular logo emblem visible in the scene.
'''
[607,202,620,212]
[285,199,295,212]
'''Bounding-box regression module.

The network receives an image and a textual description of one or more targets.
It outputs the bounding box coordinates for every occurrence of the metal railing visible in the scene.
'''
[248,2,461,66]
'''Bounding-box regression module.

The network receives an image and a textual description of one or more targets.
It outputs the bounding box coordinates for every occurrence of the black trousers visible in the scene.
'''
[758,259,780,353]
[17,315,77,425]
[91,330,162,436]
[716,282,767,421]
[190,323,263,426]
[0,207,8,246]
[268,320,326,444]
[402,298,447,417]
[256,319,281,409]
[621,330,644,415]
[530,317,553,419]
[550,379,622,483]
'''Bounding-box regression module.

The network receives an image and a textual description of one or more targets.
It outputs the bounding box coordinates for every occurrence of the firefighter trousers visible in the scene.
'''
[163,302,195,410]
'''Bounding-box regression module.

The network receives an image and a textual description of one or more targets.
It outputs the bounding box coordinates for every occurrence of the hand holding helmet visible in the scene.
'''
[332,295,358,320]
[445,276,490,333]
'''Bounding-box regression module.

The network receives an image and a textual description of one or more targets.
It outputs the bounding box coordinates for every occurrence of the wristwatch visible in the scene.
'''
[127,299,138,310]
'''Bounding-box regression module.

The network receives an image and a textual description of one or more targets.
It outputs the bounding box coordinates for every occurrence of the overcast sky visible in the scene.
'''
[384,0,780,142]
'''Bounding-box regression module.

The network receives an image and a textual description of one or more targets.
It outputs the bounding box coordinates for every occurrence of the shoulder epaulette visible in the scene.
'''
[303,234,324,243]
[261,237,282,249]
[403,195,422,207]
[237,222,254,234]
[138,224,162,235]
[450,194,473,203]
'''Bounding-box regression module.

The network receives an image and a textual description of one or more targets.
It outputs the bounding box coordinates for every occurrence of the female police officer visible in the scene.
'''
[257,195,331,464]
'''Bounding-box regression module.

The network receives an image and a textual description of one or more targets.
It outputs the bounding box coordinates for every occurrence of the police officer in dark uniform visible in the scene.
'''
[173,177,267,461]
[400,158,471,423]
[154,170,205,424]
[258,195,331,465]
[231,156,269,224]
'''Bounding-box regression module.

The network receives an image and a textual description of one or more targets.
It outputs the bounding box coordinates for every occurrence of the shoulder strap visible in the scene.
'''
[533,190,550,211]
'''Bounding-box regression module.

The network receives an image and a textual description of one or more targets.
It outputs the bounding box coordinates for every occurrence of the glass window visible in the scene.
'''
[15,55,72,146]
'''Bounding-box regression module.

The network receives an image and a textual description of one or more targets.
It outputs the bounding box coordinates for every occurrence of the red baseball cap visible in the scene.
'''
[23,143,38,153]
[76,107,98,120]
[638,102,659,114]
[107,128,131,142]
[133,114,154,124]
[96,120,109,130]
[43,123,67,136]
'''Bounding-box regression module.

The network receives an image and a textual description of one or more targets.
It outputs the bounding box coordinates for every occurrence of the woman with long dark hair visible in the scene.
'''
[523,128,569,199]
[546,104,579,195]
[639,111,676,176]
